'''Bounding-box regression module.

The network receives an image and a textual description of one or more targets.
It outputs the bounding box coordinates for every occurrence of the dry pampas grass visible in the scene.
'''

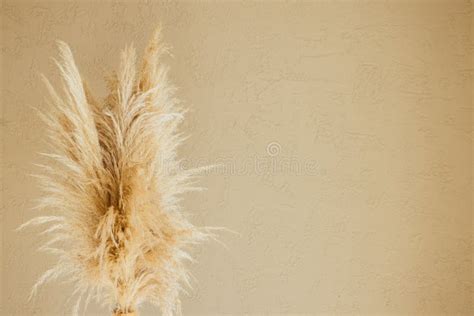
[19,28,215,315]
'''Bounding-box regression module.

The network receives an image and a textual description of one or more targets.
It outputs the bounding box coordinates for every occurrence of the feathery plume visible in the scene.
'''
[20,28,211,315]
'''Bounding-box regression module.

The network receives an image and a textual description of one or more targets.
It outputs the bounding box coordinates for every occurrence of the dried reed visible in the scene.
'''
[19,28,212,316]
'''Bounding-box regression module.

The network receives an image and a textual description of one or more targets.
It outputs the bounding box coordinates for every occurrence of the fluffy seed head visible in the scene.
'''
[20,28,211,315]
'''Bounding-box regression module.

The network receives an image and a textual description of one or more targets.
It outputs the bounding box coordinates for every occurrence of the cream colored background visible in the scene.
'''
[1,0,473,315]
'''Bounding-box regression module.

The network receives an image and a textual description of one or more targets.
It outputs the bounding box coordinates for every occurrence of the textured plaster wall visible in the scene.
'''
[1,0,473,315]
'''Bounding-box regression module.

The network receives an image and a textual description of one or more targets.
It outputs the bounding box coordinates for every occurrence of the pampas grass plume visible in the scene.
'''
[19,28,213,316]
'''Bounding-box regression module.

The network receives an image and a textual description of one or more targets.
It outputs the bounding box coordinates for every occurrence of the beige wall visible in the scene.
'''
[1,0,472,315]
